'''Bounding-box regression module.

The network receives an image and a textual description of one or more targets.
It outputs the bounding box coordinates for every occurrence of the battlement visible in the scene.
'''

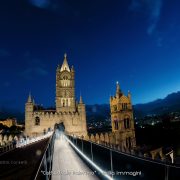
[84,131,136,152]
[33,110,80,117]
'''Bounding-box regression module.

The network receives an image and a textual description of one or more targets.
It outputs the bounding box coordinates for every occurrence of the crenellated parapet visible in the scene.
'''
[32,110,82,120]
[0,134,18,146]
[87,130,136,152]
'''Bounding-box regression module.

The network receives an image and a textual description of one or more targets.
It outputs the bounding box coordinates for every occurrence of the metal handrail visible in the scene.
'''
[34,132,55,180]
[94,142,180,169]
[69,135,180,169]
[65,135,113,180]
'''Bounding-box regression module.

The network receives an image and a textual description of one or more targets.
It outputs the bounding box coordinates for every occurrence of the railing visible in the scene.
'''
[0,132,53,155]
[66,135,180,180]
[0,142,16,154]
[64,134,111,180]
[34,132,56,180]
[16,132,53,148]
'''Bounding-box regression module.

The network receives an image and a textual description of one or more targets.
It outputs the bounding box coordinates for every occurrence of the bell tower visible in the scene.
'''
[110,82,136,150]
[56,53,75,112]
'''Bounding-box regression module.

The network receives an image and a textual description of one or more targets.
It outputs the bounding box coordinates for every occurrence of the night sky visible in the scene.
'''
[0,0,180,111]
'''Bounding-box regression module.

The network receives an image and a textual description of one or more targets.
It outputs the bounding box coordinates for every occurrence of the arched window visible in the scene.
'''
[126,137,131,148]
[63,99,65,107]
[124,119,126,128]
[114,117,119,130]
[62,76,69,87]
[124,118,130,129]
[127,118,130,128]
[35,117,40,126]
[122,103,128,110]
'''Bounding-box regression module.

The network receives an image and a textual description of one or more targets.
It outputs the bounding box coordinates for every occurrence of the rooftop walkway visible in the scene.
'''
[52,133,99,180]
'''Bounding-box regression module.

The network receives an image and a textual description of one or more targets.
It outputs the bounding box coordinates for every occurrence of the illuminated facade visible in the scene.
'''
[25,54,87,136]
[110,82,136,150]
[0,118,17,127]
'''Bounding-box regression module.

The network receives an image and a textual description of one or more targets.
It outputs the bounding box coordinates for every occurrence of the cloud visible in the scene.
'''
[3,82,11,87]
[28,0,50,8]
[20,52,49,79]
[28,0,68,16]
[21,67,48,79]
[129,0,163,35]
[0,48,11,57]
[147,0,162,35]
[129,0,142,12]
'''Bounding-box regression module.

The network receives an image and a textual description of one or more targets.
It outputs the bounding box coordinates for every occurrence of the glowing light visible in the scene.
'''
[64,135,113,180]
[17,131,53,148]
[151,122,155,126]
[36,149,42,156]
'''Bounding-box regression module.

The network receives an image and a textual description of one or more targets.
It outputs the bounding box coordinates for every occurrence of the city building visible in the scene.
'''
[0,118,17,127]
[25,54,87,136]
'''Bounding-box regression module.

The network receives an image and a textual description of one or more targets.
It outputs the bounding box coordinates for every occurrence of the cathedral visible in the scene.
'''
[25,54,87,137]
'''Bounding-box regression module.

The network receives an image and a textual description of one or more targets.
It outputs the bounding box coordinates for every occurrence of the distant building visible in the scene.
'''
[25,54,87,136]
[110,82,136,150]
[0,118,17,127]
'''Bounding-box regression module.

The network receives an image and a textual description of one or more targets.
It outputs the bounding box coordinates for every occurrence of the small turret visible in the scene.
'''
[128,90,131,101]
[33,99,35,105]
[71,65,74,72]
[79,95,83,104]
[27,92,32,103]
[56,64,60,71]
[71,65,75,80]
[75,100,78,108]
[116,81,121,98]
[25,92,34,136]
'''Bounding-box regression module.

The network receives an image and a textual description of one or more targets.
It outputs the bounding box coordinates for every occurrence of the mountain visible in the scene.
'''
[86,91,180,120]
[133,91,180,117]
[86,104,110,122]
[1,91,180,122]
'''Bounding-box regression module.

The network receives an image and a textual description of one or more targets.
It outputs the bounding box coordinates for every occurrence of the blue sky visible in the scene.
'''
[0,0,180,111]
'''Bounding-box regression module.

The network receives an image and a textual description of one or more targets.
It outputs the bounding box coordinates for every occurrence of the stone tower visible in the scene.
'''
[25,54,87,137]
[110,82,136,150]
[25,93,34,136]
[56,53,75,112]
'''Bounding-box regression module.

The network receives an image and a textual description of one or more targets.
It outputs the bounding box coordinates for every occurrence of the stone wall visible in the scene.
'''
[0,134,18,146]
[83,133,165,161]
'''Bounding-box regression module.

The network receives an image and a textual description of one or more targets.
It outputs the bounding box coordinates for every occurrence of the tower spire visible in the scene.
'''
[116,81,121,97]
[79,94,83,104]
[27,92,32,103]
[128,90,131,101]
[60,53,70,72]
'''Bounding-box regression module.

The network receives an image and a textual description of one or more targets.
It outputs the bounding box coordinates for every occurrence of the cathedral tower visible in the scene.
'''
[56,53,75,112]
[25,93,34,136]
[110,82,136,150]
[25,54,87,137]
